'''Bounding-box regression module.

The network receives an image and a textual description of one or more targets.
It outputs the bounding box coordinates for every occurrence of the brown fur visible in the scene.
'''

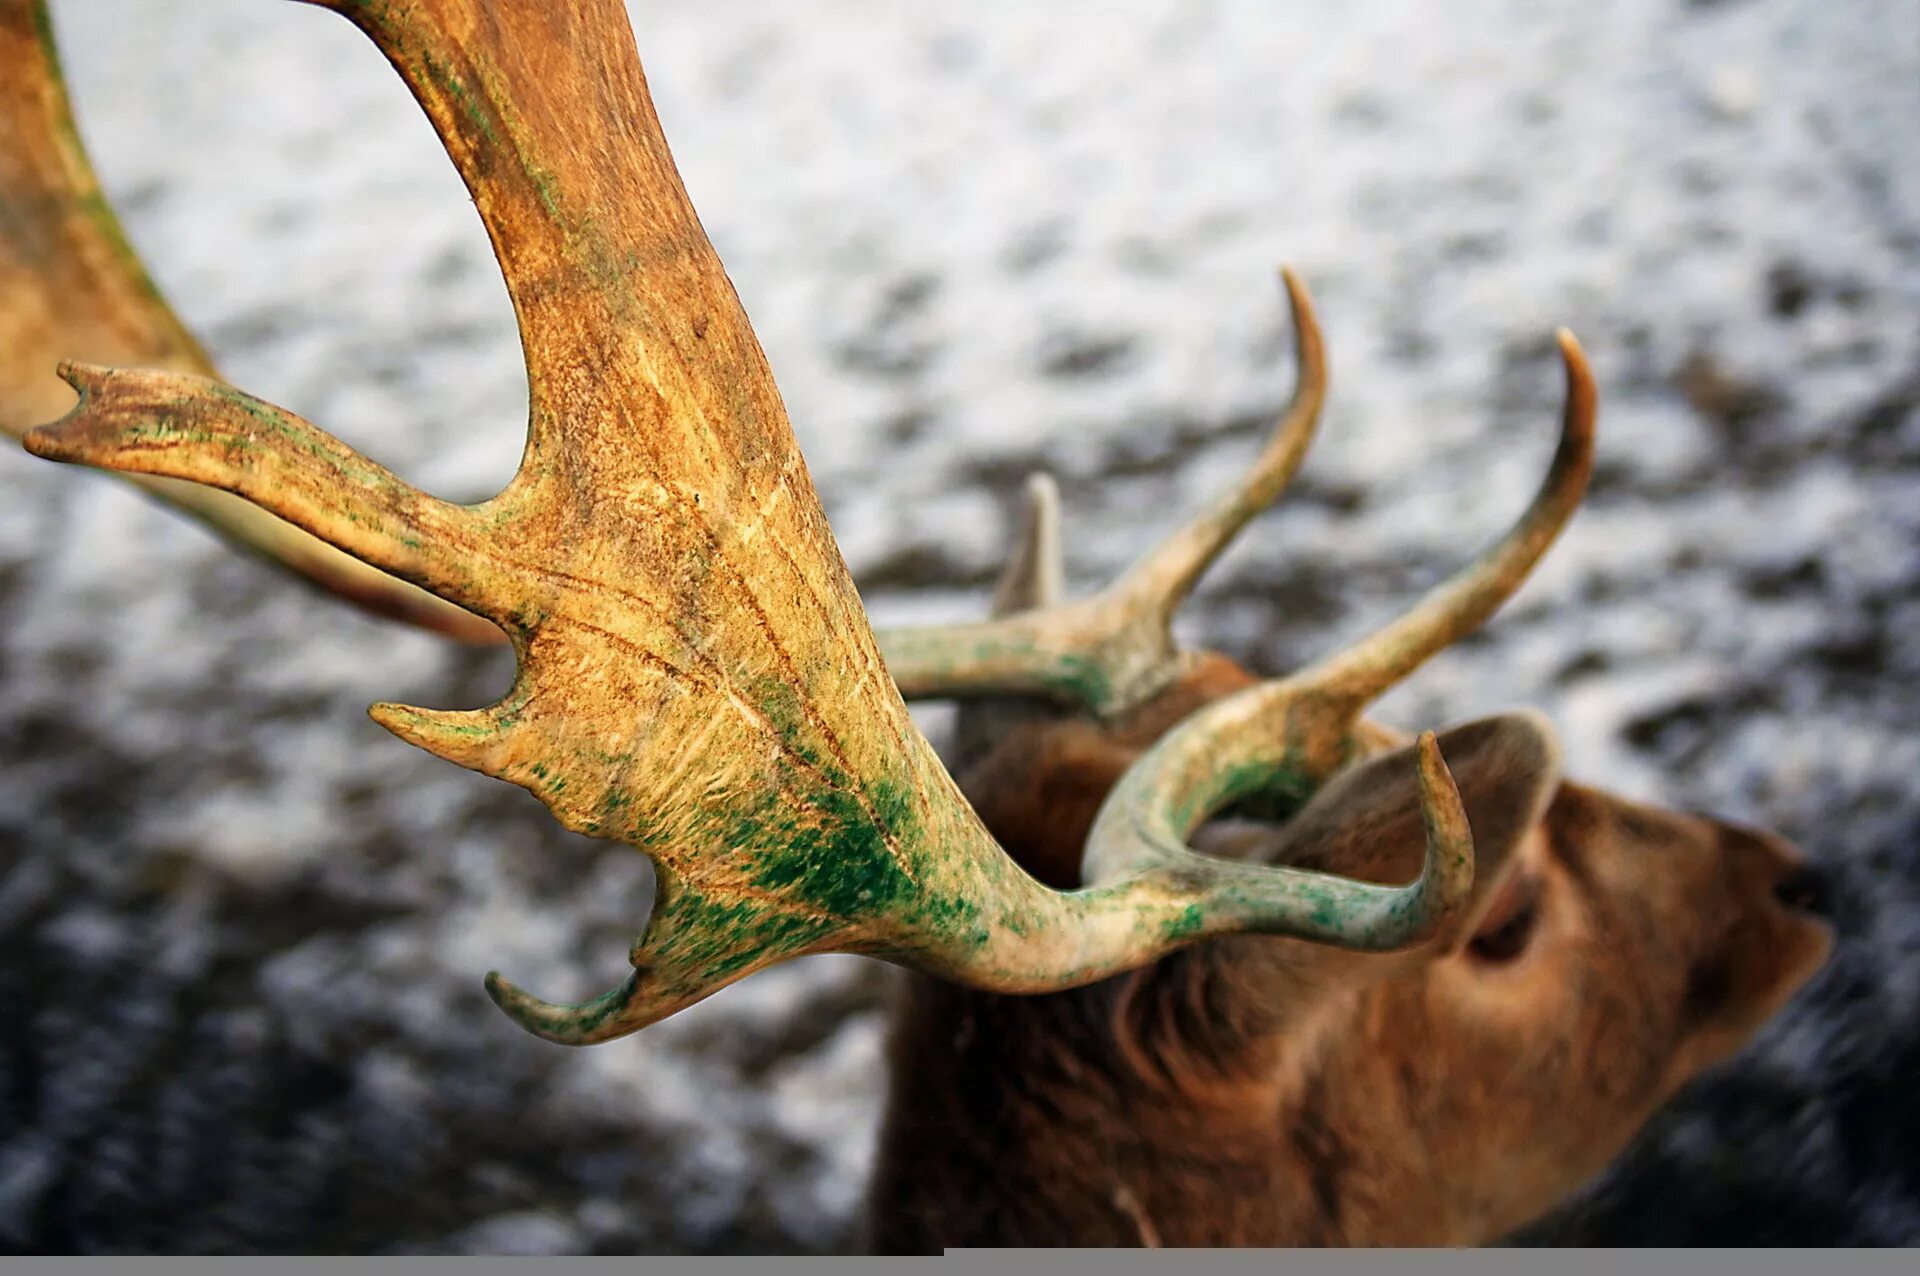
[866,667,1833,1251]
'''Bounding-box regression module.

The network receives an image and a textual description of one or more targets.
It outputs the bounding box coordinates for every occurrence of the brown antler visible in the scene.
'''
[891,291,1594,913]
[0,0,496,642]
[877,267,1327,717]
[22,0,1476,1044]
[877,274,1595,735]
[1087,332,1595,886]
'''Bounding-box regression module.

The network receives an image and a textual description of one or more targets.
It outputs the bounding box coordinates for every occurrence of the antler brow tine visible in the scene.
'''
[992,472,1067,616]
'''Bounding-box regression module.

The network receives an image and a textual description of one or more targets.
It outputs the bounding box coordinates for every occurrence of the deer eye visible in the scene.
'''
[1467,875,1542,964]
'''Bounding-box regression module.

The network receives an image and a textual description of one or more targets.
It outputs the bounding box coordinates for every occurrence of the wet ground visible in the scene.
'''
[1,0,1916,1252]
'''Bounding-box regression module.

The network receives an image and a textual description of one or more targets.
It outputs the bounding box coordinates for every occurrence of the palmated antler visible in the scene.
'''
[0,0,496,642]
[23,0,1482,1044]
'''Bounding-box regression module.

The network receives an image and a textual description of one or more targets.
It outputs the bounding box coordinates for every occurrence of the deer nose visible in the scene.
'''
[1773,863,1834,918]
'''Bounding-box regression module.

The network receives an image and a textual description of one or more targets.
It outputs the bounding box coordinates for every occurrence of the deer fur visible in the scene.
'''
[868,660,1834,1249]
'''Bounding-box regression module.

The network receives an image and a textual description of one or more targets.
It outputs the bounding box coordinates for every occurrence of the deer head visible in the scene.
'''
[868,457,1835,1248]
[7,0,1832,1250]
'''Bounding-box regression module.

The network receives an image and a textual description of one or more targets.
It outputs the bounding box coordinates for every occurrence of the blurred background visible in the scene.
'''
[2,0,1917,1253]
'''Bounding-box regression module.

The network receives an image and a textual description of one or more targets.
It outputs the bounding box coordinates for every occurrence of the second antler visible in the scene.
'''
[17,0,1595,1045]
[0,0,496,641]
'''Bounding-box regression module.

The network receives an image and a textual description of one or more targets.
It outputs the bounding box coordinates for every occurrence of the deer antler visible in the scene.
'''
[883,280,1594,928]
[877,267,1327,717]
[878,275,1595,732]
[22,0,1479,1044]
[0,0,496,642]
[1088,332,1595,886]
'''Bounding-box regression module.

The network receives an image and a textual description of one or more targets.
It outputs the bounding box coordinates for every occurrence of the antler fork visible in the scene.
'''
[21,0,1499,1044]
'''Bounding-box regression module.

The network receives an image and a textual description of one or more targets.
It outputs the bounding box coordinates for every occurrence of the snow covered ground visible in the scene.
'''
[1,0,1916,1251]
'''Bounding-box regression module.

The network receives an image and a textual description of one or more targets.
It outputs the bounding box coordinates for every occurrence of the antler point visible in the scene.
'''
[484,967,651,1046]
[1412,730,1475,924]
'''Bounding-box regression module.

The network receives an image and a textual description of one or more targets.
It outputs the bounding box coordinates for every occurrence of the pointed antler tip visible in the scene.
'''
[1413,729,1454,809]
[1553,327,1599,462]
[482,969,523,1008]
[366,700,505,768]
[366,690,499,759]
[1282,272,1327,397]
[1278,267,1321,337]
[483,970,571,1040]
[366,700,411,730]
[1018,470,1062,540]
[47,358,115,404]
[1555,329,1597,412]
[484,969,573,1033]
[18,425,64,462]
[18,361,109,462]
[1411,731,1475,921]
[1277,265,1323,350]
[484,967,649,1046]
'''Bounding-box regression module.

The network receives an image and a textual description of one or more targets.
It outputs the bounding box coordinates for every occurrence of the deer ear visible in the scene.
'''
[1257,711,1563,943]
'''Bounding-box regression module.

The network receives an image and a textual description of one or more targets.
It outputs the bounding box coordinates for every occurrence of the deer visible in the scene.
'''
[2,0,1834,1252]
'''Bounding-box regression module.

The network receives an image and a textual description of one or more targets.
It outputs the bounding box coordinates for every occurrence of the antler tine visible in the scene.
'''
[1084,329,1597,908]
[991,472,1067,615]
[1108,266,1328,620]
[949,472,1070,767]
[0,0,498,643]
[1286,328,1597,758]
[877,268,1326,718]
